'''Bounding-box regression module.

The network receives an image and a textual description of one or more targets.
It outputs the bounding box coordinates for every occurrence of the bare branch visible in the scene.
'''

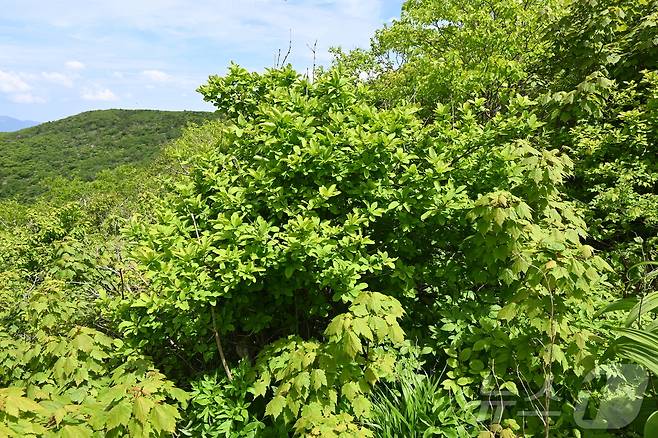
[280,29,293,66]
[306,39,318,81]
[211,305,233,381]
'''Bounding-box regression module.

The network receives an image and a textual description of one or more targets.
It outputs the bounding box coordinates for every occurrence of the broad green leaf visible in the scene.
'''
[149,403,178,433]
[106,401,132,430]
[352,395,371,418]
[265,395,286,419]
[133,396,154,424]
[645,411,658,438]
[60,425,92,438]
[498,303,517,321]
[625,292,658,327]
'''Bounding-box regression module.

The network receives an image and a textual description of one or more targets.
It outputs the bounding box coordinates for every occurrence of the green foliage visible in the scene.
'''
[181,362,267,438]
[597,261,658,437]
[367,371,480,438]
[0,282,187,437]
[0,109,216,200]
[558,69,658,278]
[545,0,658,90]
[109,57,611,436]
[339,0,658,286]
[338,3,658,431]
[0,133,190,437]
[253,292,405,435]
[334,0,564,119]
[112,66,425,373]
[600,262,658,373]
[541,0,658,262]
[2,0,658,436]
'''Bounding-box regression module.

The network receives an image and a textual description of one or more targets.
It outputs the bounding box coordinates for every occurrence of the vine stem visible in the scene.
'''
[211,305,233,381]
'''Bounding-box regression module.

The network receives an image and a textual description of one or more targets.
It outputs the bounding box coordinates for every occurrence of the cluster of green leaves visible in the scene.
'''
[598,262,658,375]
[2,0,658,436]
[332,0,658,435]
[0,293,186,437]
[0,256,188,437]
[334,0,565,120]
[252,292,406,436]
[0,109,216,200]
[108,67,428,433]
[0,162,190,437]
[180,361,268,438]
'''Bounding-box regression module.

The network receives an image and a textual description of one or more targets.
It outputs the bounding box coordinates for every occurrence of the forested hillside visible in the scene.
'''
[1,0,658,437]
[0,109,217,200]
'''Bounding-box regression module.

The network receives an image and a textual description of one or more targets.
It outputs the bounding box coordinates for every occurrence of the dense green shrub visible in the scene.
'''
[333,0,563,120]
[546,0,658,281]
[103,59,612,436]
[181,362,268,438]
[0,281,187,437]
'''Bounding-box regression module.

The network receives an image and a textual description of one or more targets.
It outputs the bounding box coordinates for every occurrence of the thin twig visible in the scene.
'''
[211,305,233,381]
[307,39,318,81]
[116,247,125,300]
[280,29,293,66]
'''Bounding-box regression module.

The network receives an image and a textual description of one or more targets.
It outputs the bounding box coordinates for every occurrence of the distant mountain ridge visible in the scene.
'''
[0,109,218,199]
[0,116,39,132]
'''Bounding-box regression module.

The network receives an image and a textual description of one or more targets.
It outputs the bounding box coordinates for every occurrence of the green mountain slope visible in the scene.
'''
[0,109,217,200]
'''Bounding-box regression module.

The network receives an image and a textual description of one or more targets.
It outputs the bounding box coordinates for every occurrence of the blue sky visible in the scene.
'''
[0,0,404,122]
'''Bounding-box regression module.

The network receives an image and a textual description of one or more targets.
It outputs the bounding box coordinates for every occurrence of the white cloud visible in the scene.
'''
[142,69,172,83]
[41,72,74,87]
[0,0,398,119]
[10,93,45,104]
[0,71,43,104]
[65,60,85,70]
[0,70,31,93]
[81,88,118,101]
[1,0,387,67]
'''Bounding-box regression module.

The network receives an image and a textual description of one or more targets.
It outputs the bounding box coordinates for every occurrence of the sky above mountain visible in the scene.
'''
[0,0,403,122]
